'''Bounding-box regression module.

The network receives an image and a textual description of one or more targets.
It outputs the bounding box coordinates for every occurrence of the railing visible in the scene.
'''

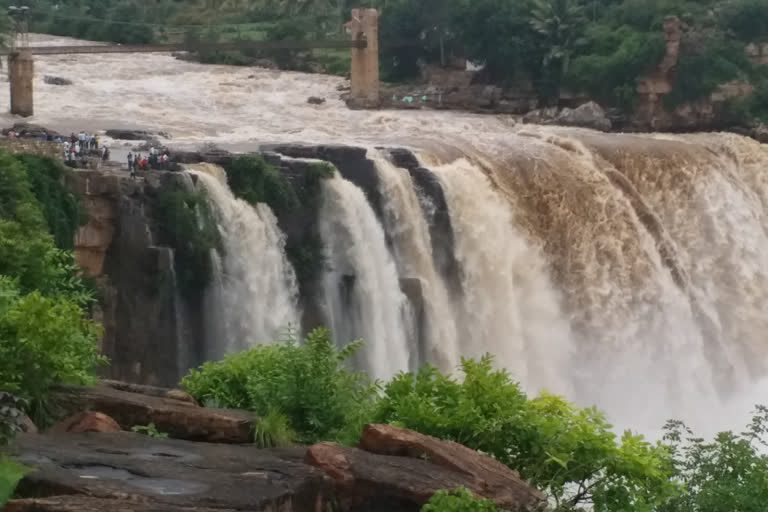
[0,39,367,55]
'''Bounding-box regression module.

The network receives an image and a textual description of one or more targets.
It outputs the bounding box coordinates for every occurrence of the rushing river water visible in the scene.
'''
[10,34,768,436]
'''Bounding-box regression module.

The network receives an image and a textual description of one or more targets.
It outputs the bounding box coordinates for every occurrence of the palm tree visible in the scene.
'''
[530,0,586,76]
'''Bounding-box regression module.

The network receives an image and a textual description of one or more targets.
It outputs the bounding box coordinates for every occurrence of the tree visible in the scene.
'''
[530,0,586,96]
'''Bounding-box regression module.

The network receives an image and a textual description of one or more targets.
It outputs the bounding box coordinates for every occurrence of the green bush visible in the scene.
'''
[0,456,32,506]
[721,0,768,42]
[0,277,105,425]
[225,156,299,215]
[153,182,221,296]
[665,35,752,108]
[253,408,296,448]
[658,406,768,512]
[373,356,678,510]
[421,487,498,512]
[181,328,377,443]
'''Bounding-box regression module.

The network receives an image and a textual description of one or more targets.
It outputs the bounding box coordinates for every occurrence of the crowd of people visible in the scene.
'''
[62,131,107,164]
[126,147,170,179]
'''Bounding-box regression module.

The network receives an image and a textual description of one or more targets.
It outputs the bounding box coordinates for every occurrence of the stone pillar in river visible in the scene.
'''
[349,8,379,109]
[9,51,33,117]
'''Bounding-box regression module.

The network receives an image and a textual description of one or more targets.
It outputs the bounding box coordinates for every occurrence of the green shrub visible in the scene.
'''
[225,156,298,215]
[567,26,665,109]
[421,487,498,512]
[131,423,169,438]
[0,456,32,506]
[373,356,678,510]
[0,276,104,425]
[13,155,82,250]
[658,406,768,512]
[181,328,377,443]
[253,408,296,448]
[153,182,221,296]
[665,35,752,108]
[721,0,768,42]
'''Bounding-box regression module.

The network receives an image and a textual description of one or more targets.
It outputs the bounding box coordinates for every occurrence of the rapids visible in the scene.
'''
[11,34,768,435]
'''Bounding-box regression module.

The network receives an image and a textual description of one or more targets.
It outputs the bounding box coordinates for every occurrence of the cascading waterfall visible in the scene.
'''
[371,151,460,371]
[318,173,411,381]
[428,157,574,395]
[186,164,301,360]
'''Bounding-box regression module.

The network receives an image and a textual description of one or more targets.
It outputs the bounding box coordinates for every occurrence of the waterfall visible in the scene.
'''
[186,164,301,359]
[428,158,574,395]
[371,151,460,370]
[318,174,411,381]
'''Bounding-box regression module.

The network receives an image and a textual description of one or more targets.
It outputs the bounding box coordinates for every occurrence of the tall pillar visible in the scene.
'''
[10,51,33,117]
[349,8,379,109]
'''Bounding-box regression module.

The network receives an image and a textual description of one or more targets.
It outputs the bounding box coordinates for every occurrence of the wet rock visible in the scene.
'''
[522,107,559,125]
[556,101,612,131]
[105,129,154,141]
[751,122,768,144]
[3,496,237,512]
[170,147,233,166]
[11,432,328,511]
[52,384,255,443]
[50,412,121,434]
[3,122,62,139]
[43,75,73,86]
[307,96,326,105]
[306,432,546,511]
[385,147,420,170]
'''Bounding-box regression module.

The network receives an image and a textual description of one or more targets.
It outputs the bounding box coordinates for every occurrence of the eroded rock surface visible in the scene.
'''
[10,432,327,512]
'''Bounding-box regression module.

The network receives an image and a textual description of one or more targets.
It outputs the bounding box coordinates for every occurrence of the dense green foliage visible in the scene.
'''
[421,487,498,512]
[225,155,298,215]
[658,407,768,512]
[0,151,104,424]
[373,357,677,510]
[253,408,296,447]
[181,328,376,443]
[153,181,221,296]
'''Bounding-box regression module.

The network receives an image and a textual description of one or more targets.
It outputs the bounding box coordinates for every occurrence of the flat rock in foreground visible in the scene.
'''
[52,384,254,443]
[10,432,327,511]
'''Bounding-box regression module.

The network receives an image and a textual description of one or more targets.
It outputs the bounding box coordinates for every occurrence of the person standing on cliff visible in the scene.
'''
[127,151,133,172]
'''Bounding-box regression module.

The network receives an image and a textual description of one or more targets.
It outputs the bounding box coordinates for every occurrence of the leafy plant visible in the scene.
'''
[0,276,105,425]
[658,406,768,512]
[421,487,498,512]
[224,155,299,215]
[131,423,169,439]
[253,408,296,448]
[373,355,678,510]
[0,456,32,506]
[182,327,377,443]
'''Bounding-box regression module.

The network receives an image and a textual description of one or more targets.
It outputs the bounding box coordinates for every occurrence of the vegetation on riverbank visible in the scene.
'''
[181,329,768,511]
[0,152,104,422]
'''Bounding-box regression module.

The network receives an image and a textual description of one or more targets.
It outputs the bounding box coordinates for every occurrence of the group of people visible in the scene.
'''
[126,147,171,178]
[61,131,110,166]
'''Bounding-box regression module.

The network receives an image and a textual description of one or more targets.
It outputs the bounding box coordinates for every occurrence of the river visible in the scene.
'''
[9,34,768,436]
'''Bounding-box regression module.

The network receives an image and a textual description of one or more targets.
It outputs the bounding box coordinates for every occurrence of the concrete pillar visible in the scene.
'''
[9,51,33,117]
[349,8,379,109]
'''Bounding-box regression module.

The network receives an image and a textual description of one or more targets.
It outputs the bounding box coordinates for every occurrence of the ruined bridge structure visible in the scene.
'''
[5,7,380,116]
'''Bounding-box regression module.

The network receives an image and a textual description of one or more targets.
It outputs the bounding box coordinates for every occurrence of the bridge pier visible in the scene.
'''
[9,51,33,117]
[349,8,379,109]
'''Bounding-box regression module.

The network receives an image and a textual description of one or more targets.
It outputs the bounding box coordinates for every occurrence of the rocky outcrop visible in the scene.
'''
[43,75,73,86]
[10,432,328,511]
[306,425,546,511]
[52,384,255,443]
[2,122,62,140]
[101,379,198,405]
[50,412,122,434]
[105,129,155,141]
[307,96,326,105]
[556,101,612,131]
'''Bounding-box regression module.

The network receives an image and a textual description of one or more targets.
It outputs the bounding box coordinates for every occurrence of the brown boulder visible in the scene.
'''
[52,384,254,443]
[18,414,38,434]
[49,412,121,434]
[306,435,545,511]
